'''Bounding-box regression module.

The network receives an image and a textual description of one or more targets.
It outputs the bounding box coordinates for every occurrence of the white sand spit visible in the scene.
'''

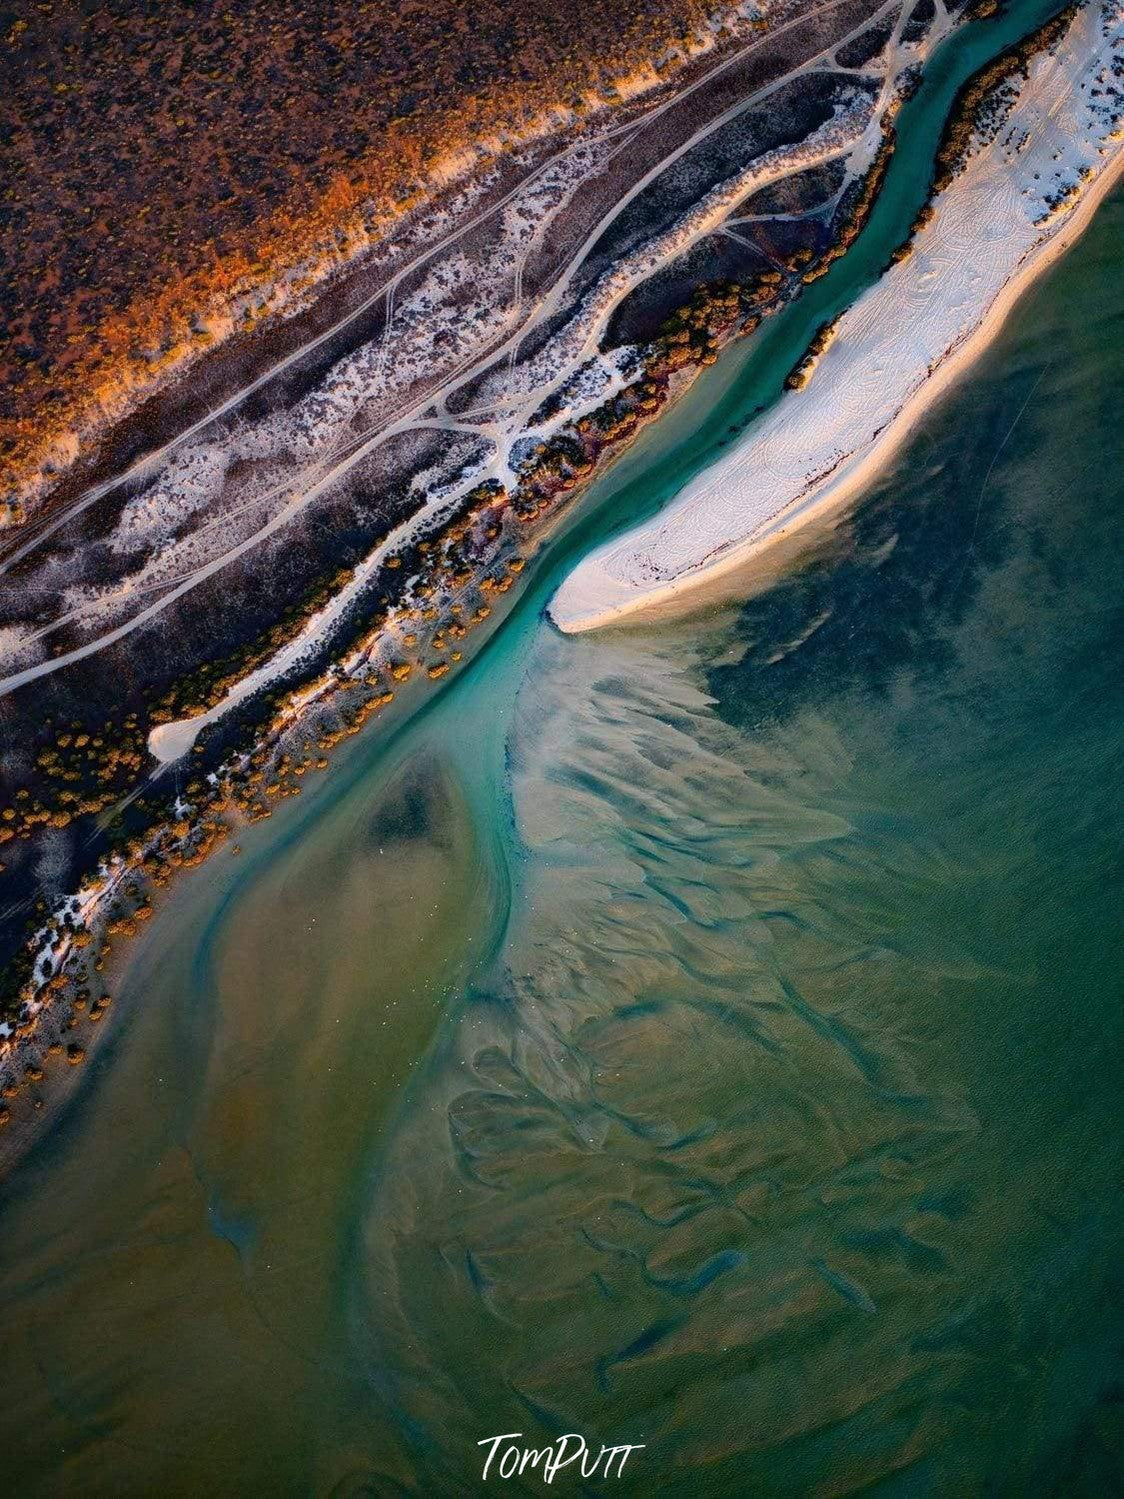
[550,0,1124,632]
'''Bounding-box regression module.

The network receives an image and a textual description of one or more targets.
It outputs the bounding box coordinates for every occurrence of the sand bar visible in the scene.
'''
[551,0,1124,633]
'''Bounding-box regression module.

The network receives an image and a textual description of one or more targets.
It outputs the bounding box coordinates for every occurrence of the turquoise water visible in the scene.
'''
[347,184,1124,1495]
[0,11,1120,1494]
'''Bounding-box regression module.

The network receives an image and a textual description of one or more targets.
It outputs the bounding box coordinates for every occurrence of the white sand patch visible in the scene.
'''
[0,625,46,674]
[551,1,1124,632]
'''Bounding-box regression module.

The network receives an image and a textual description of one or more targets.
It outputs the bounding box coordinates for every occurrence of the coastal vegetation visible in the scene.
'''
[801,126,898,281]
[784,313,842,387]
[929,2,1080,192]
[886,1,1080,266]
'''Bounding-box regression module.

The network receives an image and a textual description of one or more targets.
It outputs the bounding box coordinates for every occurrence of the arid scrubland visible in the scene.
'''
[2,0,766,513]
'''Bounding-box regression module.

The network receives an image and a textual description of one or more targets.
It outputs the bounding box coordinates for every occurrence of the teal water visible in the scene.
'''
[0,12,1120,1494]
[347,184,1124,1495]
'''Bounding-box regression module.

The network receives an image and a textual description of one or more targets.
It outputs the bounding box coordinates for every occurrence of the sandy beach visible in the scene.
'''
[550,0,1124,632]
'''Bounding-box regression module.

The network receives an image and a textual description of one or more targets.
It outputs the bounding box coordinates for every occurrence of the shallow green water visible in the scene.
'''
[0,12,1121,1495]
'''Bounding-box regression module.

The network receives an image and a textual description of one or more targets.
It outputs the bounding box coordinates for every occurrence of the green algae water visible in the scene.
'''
[1,37,1121,1499]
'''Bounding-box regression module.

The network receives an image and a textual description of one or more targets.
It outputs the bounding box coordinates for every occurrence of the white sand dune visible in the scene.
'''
[551,0,1124,633]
